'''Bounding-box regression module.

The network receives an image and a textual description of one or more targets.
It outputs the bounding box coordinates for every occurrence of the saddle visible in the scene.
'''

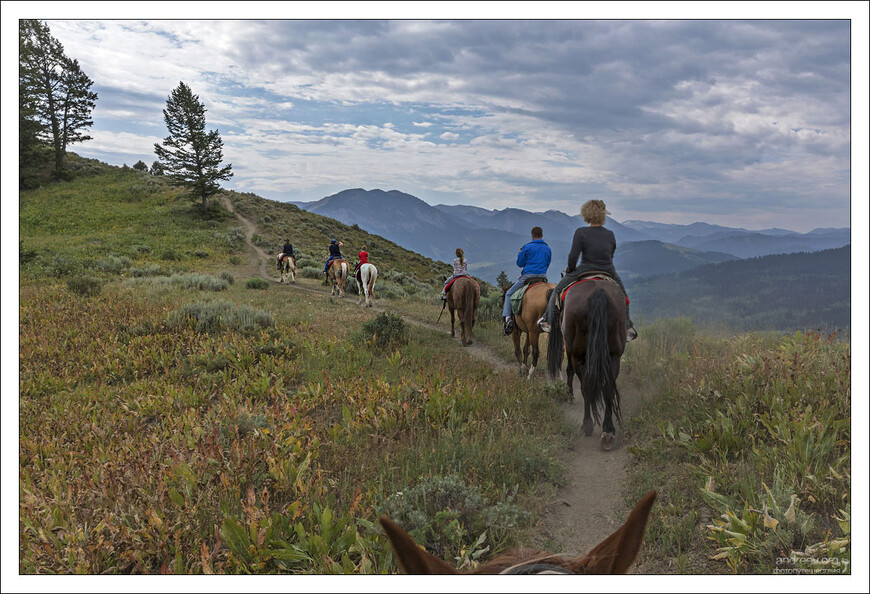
[554,271,623,307]
[444,275,469,293]
[510,278,549,315]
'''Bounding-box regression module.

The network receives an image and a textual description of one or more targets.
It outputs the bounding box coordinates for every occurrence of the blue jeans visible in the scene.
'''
[503,273,542,318]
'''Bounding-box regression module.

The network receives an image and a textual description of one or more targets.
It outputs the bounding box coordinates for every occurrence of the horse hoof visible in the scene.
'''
[582,420,594,437]
[600,432,615,451]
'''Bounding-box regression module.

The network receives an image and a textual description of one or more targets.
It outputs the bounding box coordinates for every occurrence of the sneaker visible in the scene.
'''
[503,317,514,336]
[627,327,638,341]
[440,293,447,301]
[537,317,551,333]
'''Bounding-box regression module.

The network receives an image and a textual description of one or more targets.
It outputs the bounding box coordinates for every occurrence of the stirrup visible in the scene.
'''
[627,327,638,341]
[503,317,514,336]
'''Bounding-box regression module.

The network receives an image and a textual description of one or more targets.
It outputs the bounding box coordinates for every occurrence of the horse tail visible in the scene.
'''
[581,288,621,426]
[547,308,564,379]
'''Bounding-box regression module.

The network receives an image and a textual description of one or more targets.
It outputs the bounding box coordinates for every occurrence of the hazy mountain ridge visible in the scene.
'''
[295,189,752,283]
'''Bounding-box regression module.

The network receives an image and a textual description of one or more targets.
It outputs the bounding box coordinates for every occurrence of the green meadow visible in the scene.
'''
[18,160,851,574]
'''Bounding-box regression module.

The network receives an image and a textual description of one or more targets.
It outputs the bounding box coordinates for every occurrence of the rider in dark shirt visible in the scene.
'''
[539,200,636,340]
[324,239,344,275]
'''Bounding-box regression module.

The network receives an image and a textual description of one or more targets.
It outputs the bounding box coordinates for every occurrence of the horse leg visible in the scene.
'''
[529,331,540,379]
[449,307,456,338]
[565,352,575,404]
[512,327,523,370]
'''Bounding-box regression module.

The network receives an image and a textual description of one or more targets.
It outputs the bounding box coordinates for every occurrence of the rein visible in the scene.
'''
[436,299,447,323]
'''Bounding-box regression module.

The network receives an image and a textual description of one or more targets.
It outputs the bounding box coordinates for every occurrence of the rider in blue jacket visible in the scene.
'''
[502,227,552,335]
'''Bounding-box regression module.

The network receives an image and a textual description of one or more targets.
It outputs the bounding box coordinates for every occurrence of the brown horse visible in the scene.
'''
[506,281,556,379]
[446,276,480,346]
[381,490,656,574]
[547,278,627,450]
[327,259,349,297]
[280,255,296,284]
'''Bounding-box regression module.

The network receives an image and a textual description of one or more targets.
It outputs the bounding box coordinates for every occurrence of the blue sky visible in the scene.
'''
[4,4,867,234]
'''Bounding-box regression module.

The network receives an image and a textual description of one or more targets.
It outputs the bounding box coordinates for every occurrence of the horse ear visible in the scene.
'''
[573,490,657,574]
[379,517,458,575]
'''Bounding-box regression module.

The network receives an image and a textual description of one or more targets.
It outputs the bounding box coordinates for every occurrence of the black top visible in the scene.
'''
[329,243,343,258]
[282,243,294,256]
[566,226,616,274]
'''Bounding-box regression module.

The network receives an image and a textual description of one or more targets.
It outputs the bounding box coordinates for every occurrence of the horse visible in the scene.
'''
[327,259,349,297]
[279,255,296,284]
[547,277,628,451]
[380,490,657,574]
[446,276,480,347]
[356,263,378,307]
[505,280,556,379]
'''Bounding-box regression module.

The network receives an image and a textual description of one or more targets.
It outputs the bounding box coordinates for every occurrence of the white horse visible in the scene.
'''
[357,263,378,307]
[280,255,296,283]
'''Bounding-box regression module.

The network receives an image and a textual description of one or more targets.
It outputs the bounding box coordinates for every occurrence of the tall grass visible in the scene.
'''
[18,279,567,574]
[622,319,850,574]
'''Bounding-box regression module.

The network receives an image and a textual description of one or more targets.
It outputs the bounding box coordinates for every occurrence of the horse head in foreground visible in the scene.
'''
[280,255,296,284]
[327,258,349,297]
[357,263,378,307]
[381,490,656,574]
[547,275,627,450]
[445,276,480,346]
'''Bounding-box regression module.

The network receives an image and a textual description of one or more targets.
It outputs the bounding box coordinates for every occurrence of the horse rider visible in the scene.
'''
[441,247,468,301]
[537,199,637,341]
[355,244,369,274]
[502,226,552,335]
[278,238,294,270]
[323,238,344,276]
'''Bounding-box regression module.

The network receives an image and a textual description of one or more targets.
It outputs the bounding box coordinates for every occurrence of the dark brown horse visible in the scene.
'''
[446,276,480,346]
[380,490,656,574]
[506,281,556,378]
[547,278,627,450]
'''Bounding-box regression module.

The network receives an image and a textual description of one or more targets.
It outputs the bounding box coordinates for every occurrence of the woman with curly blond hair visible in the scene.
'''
[538,199,636,340]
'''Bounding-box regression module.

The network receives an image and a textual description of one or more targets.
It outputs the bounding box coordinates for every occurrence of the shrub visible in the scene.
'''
[161,249,180,261]
[220,271,235,285]
[94,255,131,275]
[129,264,164,277]
[166,300,272,333]
[379,475,528,566]
[300,266,323,279]
[360,312,408,350]
[66,275,103,297]
[246,278,269,290]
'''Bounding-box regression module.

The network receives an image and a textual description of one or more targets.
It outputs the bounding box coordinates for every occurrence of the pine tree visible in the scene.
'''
[496,270,510,290]
[19,20,97,174]
[153,82,233,209]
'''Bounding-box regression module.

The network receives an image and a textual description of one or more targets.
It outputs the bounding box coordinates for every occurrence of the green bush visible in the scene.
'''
[360,312,408,350]
[66,275,103,297]
[379,475,528,566]
[94,255,131,275]
[220,271,235,285]
[246,278,269,290]
[166,300,272,333]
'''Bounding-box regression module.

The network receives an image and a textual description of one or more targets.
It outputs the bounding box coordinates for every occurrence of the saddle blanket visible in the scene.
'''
[444,275,469,292]
[560,275,629,305]
[510,281,548,315]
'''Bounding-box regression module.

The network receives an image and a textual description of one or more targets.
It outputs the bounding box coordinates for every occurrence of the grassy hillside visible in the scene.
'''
[17,158,562,574]
[19,155,456,290]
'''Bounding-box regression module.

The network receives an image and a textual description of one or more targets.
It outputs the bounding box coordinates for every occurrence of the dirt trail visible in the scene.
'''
[224,195,640,565]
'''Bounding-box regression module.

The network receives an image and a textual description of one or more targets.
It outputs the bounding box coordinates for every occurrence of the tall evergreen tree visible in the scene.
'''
[19,20,97,174]
[153,82,233,209]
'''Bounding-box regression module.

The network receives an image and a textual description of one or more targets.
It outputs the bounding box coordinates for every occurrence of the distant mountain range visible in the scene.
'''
[631,245,851,332]
[292,188,850,285]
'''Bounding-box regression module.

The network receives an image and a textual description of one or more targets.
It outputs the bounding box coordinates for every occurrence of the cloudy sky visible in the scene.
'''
[5,5,867,234]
